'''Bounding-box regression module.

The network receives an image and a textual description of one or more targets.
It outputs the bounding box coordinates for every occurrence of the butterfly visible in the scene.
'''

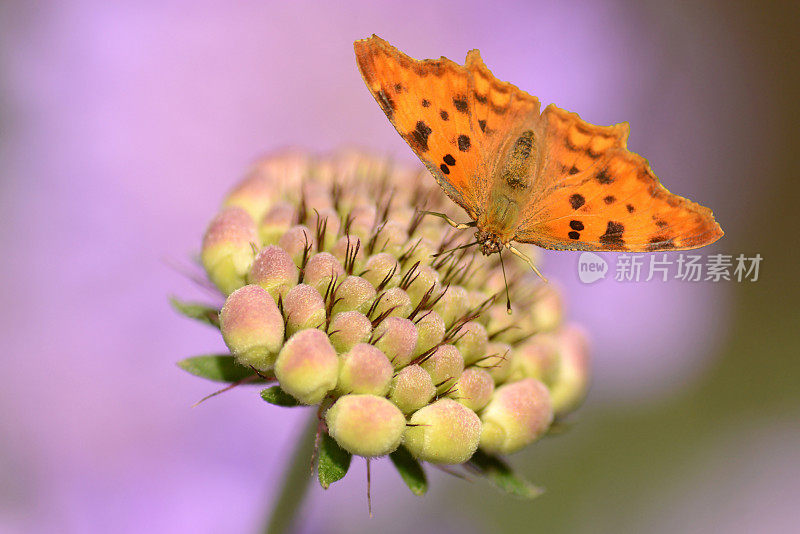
[354,35,723,274]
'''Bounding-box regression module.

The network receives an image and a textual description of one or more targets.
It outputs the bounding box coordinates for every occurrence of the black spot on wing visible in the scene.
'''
[599,221,625,248]
[596,168,614,184]
[439,164,450,175]
[569,220,584,231]
[443,154,456,166]
[407,121,432,153]
[421,99,430,107]
[440,110,449,121]
[568,231,580,240]
[603,195,616,204]
[569,194,585,210]
[453,96,468,113]
[478,119,486,132]
[457,135,471,152]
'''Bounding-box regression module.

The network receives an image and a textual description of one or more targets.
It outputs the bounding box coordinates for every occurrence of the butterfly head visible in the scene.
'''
[475,229,504,256]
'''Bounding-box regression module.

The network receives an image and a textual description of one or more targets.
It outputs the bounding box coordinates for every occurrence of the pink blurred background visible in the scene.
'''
[2,1,797,533]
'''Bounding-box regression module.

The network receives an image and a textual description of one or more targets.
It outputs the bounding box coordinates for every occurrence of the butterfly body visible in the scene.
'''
[355,35,723,257]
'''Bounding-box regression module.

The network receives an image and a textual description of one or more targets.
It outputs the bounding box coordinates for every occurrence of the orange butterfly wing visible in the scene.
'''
[515,104,724,251]
[354,35,540,220]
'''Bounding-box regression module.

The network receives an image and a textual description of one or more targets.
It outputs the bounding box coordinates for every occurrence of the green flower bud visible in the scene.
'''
[328,311,372,353]
[259,202,296,245]
[403,238,437,270]
[449,367,494,412]
[389,364,435,414]
[479,378,553,455]
[330,275,376,316]
[420,344,464,394]
[404,264,440,307]
[372,287,412,318]
[347,205,377,240]
[313,207,341,250]
[548,325,591,416]
[433,285,469,327]
[219,285,284,371]
[222,174,274,222]
[275,328,339,404]
[330,235,365,273]
[248,245,299,301]
[508,335,559,385]
[454,321,489,366]
[336,343,393,396]
[283,284,326,336]
[278,225,314,267]
[326,394,406,457]
[526,282,563,333]
[412,311,446,358]
[404,399,481,464]
[373,317,418,369]
[374,221,408,256]
[362,253,401,289]
[201,207,258,295]
[303,252,345,294]
[479,341,513,385]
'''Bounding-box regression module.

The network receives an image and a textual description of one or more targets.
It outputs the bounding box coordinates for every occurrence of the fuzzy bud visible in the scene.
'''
[283,284,326,336]
[454,321,489,365]
[479,379,553,455]
[480,341,513,384]
[373,317,418,369]
[412,311,446,358]
[548,325,591,416]
[330,276,376,316]
[404,399,481,464]
[508,336,560,385]
[372,287,412,318]
[336,343,393,396]
[362,253,401,289]
[404,264,440,307]
[347,205,377,240]
[278,225,314,267]
[222,174,274,222]
[420,344,464,394]
[328,311,372,353]
[259,202,296,245]
[326,394,405,457]
[248,245,298,301]
[449,367,494,412]
[330,235,365,273]
[275,329,339,404]
[219,285,284,371]
[303,252,345,294]
[433,285,470,327]
[389,364,436,414]
[201,207,258,295]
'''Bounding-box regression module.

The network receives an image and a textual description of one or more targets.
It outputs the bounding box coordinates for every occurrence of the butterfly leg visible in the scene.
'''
[419,210,476,230]
[507,244,549,283]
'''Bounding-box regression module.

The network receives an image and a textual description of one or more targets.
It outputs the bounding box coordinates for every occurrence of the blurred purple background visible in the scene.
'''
[2,1,797,533]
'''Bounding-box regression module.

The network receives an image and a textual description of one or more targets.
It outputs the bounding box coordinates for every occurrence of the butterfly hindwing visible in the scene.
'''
[516,140,723,251]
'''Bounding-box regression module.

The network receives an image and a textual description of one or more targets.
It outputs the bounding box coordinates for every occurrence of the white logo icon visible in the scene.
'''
[578,252,608,284]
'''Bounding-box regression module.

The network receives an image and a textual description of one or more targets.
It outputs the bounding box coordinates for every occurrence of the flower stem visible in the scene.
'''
[263,412,318,534]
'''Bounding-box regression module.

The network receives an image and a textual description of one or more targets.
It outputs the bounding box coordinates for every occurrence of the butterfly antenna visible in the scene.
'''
[432,240,479,258]
[508,244,548,283]
[498,249,512,314]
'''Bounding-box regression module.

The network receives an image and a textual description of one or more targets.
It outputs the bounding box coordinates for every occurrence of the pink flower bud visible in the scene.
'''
[389,364,435,414]
[283,284,326,336]
[404,399,481,464]
[404,264,440,307]
[373,317,418,369]
[433,285,469,327]
[258,202,296,246]
[508,335,560,385]
[275,329,338,405]
[248,245,298,301]
[420,344,464,393]
[330,235,365,273]
[362,253,401,289]
[201,207,258,295]
[412,311,446,358]
[328,311,372,353]
[479,341,513,385]
[480,378,553,455]
[219,285,284,371]
[336,343,393,396]
[278,225,314,267]
[222,173,275,222]
[450,367,494,411]
[454,321,489,365]
[325,394,406,457]
[303,252,345,294]
[330,275,376,316]
[548,325,591,416]
[372,287,412,319]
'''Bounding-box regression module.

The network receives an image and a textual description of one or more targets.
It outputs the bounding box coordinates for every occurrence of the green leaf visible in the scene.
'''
[389,446,427,496]
[177,354,257,383]
[468,450,544,499]
[317,433,352,489]
[170,297,220,328]
[260,386,302,407]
